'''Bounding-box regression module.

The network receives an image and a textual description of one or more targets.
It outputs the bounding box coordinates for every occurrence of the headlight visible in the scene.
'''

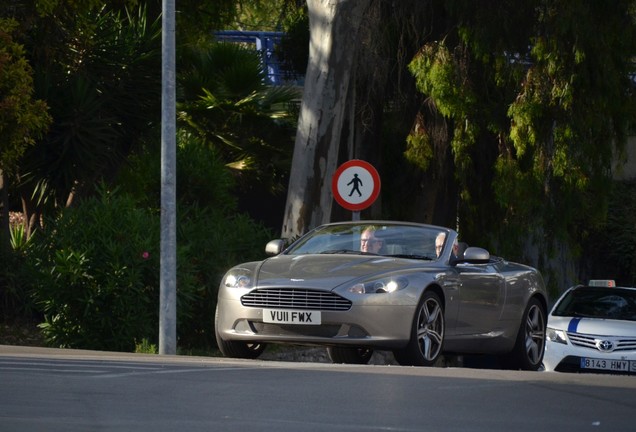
[223,268,253,288]
[546,327,567,344]
[347,277,409,294]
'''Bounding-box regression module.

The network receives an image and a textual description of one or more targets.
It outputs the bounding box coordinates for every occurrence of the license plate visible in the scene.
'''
[580,357,630,372]
[263,309,321,325]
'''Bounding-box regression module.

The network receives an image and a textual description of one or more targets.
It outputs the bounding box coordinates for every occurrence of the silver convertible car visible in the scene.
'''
[215,221,548,369]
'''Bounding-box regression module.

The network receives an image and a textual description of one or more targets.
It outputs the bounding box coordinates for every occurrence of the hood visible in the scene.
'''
[254,254,426,290]
[549,315,636,336]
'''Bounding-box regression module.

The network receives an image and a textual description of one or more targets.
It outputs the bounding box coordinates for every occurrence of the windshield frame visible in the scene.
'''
[284,222,453,261]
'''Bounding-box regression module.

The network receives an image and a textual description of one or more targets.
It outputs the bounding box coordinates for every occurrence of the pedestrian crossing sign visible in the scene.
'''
[331,159,381,211]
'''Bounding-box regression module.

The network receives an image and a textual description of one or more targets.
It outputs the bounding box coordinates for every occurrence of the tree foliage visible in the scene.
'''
[407,0,636,258]
[583,181,636,287]
[229,0,301,31]
[0,18,51,174]
[280,0,635,293]
[0,17,51,250]
[9,5,162,238]
[178,41,300,194]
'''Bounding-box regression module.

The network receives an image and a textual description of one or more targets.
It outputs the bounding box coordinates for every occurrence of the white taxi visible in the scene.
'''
[543,280,636,374]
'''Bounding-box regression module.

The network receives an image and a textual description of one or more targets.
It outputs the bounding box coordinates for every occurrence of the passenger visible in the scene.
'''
[435,232,461,259]
[360,226,383,254]
[435,232,446,258]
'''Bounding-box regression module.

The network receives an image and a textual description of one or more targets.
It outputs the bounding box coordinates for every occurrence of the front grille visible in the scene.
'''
[568,332,636,352]
[241,288,351,311]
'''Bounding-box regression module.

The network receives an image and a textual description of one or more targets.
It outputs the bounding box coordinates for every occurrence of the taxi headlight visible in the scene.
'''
[347,277,409,294]
[546,327,567,345]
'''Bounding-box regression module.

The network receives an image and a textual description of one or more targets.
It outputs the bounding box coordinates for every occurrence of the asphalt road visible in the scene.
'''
[1,345,635,432]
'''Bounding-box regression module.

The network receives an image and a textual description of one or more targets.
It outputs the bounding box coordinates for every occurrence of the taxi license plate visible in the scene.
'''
[580,357,630,372]
[263,309,321,325]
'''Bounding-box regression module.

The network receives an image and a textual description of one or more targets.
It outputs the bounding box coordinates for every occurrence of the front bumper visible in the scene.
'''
[543,339,636,374]
[215,295,417,350]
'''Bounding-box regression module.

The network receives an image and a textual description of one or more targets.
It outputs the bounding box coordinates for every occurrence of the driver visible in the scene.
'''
[360,226,383,253]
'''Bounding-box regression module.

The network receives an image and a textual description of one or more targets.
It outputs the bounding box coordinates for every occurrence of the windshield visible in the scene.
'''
[553,287,636,321]
[285,223,450,261]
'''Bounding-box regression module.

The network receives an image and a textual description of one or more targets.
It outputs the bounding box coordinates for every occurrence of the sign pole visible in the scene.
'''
[159,0,177,355]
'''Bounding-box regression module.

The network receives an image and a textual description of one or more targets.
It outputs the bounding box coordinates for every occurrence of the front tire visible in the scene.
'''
[327,347,373,364]
[505,297,546,370]
[393,290,445,366]
[214,306,266,359]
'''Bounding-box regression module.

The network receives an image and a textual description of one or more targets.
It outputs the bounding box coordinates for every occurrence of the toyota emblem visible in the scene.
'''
[596,340,614,352]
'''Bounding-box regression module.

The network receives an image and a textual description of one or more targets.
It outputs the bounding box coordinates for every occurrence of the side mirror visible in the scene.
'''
[456,247,490,264]
[265,239,285,256]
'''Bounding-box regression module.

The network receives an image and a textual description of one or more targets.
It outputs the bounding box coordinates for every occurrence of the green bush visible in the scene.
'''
[176,204,273,348]
[28,138,275,351]
[0,244,38,322]
[113,133,275,349]
[30,188,161,350]
[118,132,238,212]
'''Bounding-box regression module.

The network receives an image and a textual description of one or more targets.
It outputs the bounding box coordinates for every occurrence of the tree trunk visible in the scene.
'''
[281,0,371,239]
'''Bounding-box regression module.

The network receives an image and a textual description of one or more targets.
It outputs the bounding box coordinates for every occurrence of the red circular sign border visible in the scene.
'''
[331,159,381,212]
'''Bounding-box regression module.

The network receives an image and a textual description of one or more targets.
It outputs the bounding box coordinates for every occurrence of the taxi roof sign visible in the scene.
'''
[588,280,616,287]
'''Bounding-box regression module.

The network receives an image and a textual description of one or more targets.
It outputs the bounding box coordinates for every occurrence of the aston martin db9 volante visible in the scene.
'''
[543,280,636,374]
[215,221,548,369]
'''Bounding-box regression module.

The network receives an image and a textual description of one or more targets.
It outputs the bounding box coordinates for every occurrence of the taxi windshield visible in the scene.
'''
[553,287,636,321]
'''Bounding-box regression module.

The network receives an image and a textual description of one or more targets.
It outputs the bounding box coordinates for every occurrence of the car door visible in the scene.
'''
[453,261,506,336]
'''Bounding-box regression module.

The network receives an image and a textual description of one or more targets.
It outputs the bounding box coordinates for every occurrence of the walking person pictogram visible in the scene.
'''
[347,173,363,197]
